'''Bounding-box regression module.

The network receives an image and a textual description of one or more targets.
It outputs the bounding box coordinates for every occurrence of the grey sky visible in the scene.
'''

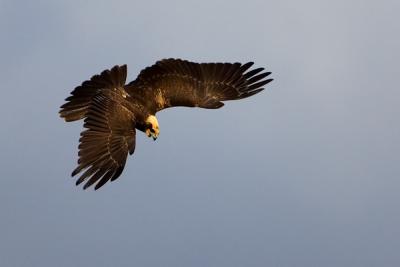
[1,0,399,266]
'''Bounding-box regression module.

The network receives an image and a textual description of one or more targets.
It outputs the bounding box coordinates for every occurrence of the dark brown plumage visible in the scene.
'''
[60,58,273,190]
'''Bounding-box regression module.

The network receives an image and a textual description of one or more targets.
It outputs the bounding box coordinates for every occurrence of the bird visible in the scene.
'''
[60,58,273,190]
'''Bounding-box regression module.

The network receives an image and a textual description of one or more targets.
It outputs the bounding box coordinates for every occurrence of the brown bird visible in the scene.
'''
[60,58,273,190]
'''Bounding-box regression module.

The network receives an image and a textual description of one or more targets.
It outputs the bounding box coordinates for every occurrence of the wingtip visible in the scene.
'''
[94,183,103,191]
[71,167,80,177]
[112,64,127,70]
[83,183,90,190]
[242,61,254,68]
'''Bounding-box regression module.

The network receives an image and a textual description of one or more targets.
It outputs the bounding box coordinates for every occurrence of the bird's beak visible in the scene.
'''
[152,131,159,141]
[146,129,158,141]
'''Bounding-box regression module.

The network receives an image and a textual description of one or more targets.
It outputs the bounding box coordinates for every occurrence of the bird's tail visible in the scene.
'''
[59,65,127,122]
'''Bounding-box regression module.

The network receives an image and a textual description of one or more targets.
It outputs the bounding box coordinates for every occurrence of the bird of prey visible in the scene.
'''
[60,58,273,190]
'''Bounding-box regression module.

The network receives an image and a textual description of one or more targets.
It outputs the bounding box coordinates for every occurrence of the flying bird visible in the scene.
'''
[60,58,273,190]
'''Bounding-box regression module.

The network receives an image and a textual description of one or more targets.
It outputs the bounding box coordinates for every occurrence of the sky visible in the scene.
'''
[0,0,399,266]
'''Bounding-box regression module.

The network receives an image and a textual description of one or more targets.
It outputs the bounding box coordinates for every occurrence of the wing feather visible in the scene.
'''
[71,91,136,190]
[128,58,272,112]
[59,65,127,122]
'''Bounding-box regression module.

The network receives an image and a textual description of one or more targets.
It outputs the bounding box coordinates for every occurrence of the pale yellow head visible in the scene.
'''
[145,115,160,140]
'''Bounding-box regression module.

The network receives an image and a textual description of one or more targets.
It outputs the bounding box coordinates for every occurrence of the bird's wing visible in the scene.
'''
[60,65,127,122]
[71,91,136,190]
[127,58,272,113]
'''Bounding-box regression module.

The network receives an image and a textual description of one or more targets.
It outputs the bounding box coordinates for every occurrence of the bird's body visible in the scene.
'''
[60,58,273,190]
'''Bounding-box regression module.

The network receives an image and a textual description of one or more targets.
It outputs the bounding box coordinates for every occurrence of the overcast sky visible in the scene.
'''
[1,0,399,266]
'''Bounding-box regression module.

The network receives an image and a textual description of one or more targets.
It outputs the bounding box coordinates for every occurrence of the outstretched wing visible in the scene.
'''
[127,58,272,113]
[60,65,128,122]
[72,91,136,190]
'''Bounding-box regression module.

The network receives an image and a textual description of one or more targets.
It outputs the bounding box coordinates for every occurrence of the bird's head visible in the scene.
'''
[145,115,160,141]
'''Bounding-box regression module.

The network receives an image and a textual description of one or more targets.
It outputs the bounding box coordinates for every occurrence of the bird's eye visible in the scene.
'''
[150,128,155,133]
